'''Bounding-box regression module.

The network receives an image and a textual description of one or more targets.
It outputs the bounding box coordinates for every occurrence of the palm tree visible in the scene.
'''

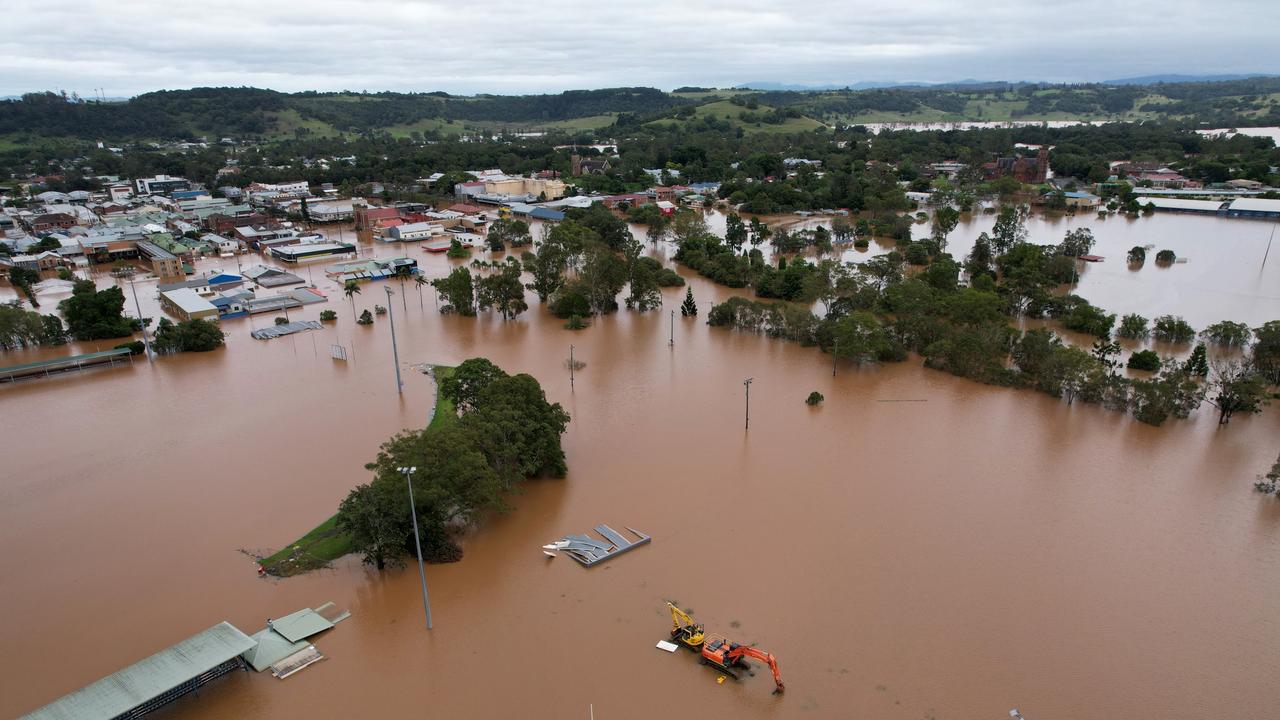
[414,274,428,311]
[343,280,362,321]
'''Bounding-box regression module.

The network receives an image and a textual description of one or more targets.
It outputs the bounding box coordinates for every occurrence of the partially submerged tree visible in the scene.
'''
[1205,360,1269,425]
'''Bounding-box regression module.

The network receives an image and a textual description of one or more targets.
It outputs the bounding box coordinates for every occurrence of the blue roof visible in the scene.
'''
[1062,191,1099,199]
[207,273,242,284]
[530,208,565,221]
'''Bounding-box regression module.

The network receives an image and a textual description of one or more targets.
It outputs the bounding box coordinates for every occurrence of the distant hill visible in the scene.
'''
[735,80,989,92]
[1103,73,1277,85]
[1,76,1279,145]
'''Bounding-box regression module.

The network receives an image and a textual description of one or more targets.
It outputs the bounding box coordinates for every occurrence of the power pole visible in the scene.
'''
[400,466,433,630]
[669,309,674,347]
[385,286,403,394]
[743,377,753,430]
[569,344,575,391]
[128,278,154,362]
[833,337,838,376]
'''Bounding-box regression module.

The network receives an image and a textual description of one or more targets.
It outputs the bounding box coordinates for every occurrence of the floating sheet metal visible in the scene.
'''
[250,320,322,340]
[554,524,651,567]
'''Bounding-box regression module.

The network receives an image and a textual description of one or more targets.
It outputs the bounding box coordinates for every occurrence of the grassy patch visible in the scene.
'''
[258,515,352,576]
[259,364,455,577]
[650,99,826,134]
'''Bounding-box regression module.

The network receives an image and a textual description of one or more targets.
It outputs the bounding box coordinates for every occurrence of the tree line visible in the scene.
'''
[337,359,569,568]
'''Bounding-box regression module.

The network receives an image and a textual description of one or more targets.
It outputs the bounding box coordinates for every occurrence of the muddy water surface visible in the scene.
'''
[2,231,1279,720]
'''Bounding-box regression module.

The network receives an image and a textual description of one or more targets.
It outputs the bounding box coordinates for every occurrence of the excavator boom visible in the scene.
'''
[727,645,785,694]
[666,602,705,649]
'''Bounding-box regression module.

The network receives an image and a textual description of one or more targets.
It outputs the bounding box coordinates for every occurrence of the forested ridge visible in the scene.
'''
[4,76,1280,143]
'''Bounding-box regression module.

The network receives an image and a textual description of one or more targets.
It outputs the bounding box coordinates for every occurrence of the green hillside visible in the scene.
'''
[2,77,1279,147]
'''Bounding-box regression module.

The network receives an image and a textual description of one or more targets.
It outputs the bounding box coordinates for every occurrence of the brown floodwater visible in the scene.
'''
[2,223,1279,720]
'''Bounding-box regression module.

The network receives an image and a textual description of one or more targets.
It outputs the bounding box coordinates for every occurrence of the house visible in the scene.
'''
[306,198,361,222]
[388,222,444,241]
[28,213,78,234]
[242,265,304,288]
[160,287,219,321]
[201,233,241,256]
[1052,191,1101,208]
[983,147,1049,184]
[9,251,63,271]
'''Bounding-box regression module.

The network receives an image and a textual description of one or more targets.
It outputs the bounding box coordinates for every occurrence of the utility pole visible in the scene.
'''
[400,466,433,630]
[743,377,753,430]
[669,309,674,347]
[833,337,838,376]
[569,344,575,391]
[385,286,403,394]
[1263,221,1275,269]
[128,278,154,362]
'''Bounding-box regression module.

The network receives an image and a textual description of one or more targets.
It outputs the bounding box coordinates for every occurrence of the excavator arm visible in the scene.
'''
[667,602,706,647]
[727,645,785,694]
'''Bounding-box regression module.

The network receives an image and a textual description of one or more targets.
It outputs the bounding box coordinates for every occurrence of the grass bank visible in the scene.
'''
[258,365,454,577]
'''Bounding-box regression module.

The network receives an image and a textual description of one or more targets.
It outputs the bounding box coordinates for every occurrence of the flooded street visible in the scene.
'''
[3,224,1279,720]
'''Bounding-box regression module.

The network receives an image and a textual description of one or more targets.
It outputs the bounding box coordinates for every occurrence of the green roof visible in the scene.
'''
[22,622,256,720]
[0,348,132,376]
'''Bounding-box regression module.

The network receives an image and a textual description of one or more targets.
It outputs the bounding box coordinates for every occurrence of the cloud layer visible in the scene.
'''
[5,0,1279,96]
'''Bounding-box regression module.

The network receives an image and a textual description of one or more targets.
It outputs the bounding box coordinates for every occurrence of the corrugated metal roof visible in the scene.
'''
[1227,198,1280,212]
[1135,197,1225,212]
[22,622,255,720]
[270,608,334,643]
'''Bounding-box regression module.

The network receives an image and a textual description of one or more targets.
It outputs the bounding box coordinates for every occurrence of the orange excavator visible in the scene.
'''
[667,603,785,694]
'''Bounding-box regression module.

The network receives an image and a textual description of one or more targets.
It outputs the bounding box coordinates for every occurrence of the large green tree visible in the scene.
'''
[59,279,135,340]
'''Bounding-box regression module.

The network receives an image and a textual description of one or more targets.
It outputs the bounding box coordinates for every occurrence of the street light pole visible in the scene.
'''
[833,337,838,377]
[569,344,575,391]
[128,278,154,362]
[400,466,433,630]
[669,309,674,347]
[385,286,403,395]
[743,377,753,430]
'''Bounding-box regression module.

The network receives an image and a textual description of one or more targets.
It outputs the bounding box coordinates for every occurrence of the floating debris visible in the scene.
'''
[656,640,679,652]
[541,524,651,566]
[251,320,323,340]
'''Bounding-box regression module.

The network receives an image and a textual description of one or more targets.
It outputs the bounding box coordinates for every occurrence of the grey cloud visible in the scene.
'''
[3,0,1279,96]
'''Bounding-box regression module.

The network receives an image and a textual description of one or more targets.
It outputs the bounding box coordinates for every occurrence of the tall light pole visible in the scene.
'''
[128,278,154,362]
[669,309,674,347]
[569,344,575,391]
[743,377,753,430]
[385,286,403,394]
[400,466,433,630]
[832,337,838,377]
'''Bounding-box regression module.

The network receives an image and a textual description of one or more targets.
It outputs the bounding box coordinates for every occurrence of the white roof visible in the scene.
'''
[1135,197,1225,212]
[1227,198,1280,212]
[162,287,218,315]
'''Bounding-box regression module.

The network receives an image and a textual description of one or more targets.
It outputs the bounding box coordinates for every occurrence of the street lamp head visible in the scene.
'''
[385,286,394,296]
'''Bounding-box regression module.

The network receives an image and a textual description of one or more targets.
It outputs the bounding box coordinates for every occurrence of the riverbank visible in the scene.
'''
[256,365,454,577]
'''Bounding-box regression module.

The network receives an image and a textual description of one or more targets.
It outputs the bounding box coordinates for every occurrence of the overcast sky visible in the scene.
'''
[5,0,1279,97]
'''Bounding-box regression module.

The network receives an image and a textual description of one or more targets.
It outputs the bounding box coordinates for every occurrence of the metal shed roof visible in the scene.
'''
[1135,197,1225,212]
[22,622,255,720]
[1227,198,1280,212]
